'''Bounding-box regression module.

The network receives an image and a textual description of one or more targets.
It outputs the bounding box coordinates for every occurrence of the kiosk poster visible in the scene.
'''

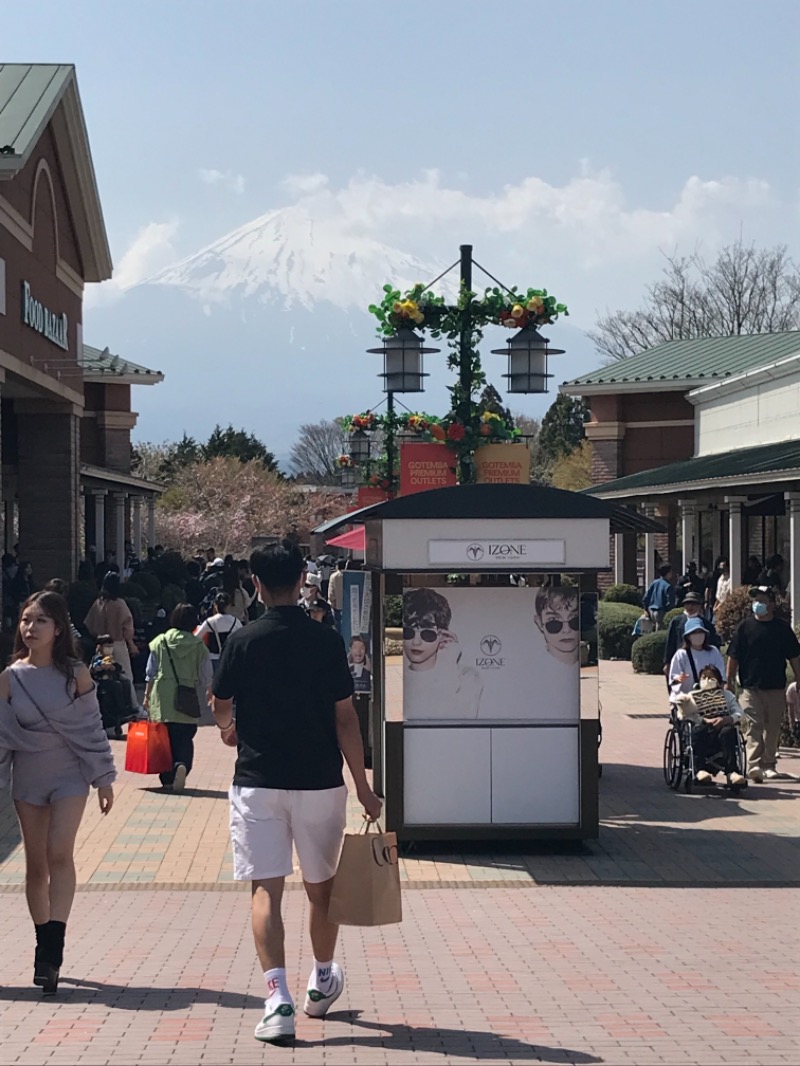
[343,572,373,695]
[402,585,579,721]
[475,443,531,484]
[399,443,457,496]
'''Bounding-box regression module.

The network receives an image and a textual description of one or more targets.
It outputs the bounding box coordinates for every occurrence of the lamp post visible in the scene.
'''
[365,244,567,487]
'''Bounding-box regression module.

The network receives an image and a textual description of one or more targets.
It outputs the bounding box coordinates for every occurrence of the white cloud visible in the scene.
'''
[281,172,329,197]
[84,219,179,308]
[198,168,246,194]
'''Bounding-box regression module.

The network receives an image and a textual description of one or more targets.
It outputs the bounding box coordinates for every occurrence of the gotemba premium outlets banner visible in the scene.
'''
[475,443,531,484]
[399,443,457,496]
[402,586,579,722]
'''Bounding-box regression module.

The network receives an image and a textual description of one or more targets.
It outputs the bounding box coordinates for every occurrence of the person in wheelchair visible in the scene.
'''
[668,616,726,702]
[674,665,746,787]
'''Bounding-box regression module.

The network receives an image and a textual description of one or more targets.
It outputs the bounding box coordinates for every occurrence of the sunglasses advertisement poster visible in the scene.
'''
[343,572,373,695]
[402,586,580,722]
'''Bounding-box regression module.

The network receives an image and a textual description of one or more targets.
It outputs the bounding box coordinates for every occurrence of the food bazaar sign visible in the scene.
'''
[21,281,69,351]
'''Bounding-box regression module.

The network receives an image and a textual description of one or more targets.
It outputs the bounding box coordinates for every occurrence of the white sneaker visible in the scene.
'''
[695,770,713,784]
[763,769,782,780]
[254,1002,295,1044]
[747,769,764,783]
[172,764,187,793]
[304,962,344,1018]
[729,772,747,788]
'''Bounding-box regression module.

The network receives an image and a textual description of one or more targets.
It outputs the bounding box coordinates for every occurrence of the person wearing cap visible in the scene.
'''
[675,562,705,606]
[726,586,800,783]
[667,617,726,703]
[663,591,720,685]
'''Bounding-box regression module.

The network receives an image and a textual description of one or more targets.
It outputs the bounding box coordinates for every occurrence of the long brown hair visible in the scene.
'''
[13,591,78,687]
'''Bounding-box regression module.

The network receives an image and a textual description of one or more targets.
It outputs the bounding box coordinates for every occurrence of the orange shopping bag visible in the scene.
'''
[125,720,173,775]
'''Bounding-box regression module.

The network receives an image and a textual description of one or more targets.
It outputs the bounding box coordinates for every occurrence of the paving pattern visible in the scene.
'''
[1,660,798,1064]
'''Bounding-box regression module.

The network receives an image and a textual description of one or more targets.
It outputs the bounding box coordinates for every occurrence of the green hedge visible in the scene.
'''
[603,583,643,607]
[598,601,640,660]
[384,595,402,628]
[663,607,684,627]
[632,630,668,674]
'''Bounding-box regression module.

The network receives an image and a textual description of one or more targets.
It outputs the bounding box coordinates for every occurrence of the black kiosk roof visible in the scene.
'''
[315,483,663,537]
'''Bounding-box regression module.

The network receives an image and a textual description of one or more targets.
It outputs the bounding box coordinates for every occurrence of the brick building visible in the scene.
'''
[561,331,800,614]
[1,64,162,584]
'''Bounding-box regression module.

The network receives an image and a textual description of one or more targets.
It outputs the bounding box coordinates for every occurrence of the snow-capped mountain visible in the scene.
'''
[86,205,596,455]
[145,204,455,312]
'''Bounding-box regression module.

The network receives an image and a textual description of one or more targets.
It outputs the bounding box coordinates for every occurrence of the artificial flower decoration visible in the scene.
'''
[447,423,466,442]
[336,454,354,468]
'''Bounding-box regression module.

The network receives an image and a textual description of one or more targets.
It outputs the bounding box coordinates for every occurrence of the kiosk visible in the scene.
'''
[317,483,659,843]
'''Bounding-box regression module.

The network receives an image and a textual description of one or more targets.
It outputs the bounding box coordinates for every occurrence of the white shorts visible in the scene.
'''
[229,785,347,883]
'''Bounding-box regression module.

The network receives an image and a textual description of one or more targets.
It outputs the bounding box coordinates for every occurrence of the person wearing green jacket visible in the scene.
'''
[143,604,212,792]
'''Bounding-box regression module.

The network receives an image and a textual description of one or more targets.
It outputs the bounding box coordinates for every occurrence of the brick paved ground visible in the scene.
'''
[1,660,799,1064]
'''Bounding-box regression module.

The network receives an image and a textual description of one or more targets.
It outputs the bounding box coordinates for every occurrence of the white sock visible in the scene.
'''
[310,958,334,992]
[264,967,292,1009]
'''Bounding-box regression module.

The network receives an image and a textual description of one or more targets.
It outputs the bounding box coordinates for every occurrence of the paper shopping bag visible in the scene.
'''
[328,823,402,927]
[125,720,173,775]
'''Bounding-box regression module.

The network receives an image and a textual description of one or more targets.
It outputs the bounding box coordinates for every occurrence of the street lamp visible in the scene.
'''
[491,323,564,394]
[348,429,372,464]
[366,328,439,394]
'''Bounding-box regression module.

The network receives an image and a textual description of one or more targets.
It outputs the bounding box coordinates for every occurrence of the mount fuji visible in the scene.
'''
[85,203,597,460]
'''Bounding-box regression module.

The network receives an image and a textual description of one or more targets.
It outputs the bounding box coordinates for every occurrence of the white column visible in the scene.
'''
[785,493,800,625]
[147,497,156,550]
[725,496,746,589]
[114,493,126,569]
[132,497,143,558]
[679,499,697,573]
[614,533,625,585]
[644,504,656,589]
[93,491,106,561]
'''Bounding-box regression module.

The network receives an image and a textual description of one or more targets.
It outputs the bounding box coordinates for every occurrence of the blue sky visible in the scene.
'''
[4,0,799,447]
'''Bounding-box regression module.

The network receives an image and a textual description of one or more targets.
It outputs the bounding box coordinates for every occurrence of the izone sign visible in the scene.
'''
[21,281,69,351]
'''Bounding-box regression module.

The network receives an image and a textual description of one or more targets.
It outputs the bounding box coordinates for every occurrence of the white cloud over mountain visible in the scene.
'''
[198,168,246,194]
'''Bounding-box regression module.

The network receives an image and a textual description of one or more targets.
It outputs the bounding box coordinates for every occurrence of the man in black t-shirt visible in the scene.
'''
[727,585,800,784]
[212,540,381,1046]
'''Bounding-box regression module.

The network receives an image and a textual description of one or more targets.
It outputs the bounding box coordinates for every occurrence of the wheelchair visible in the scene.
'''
[663,708,746,793]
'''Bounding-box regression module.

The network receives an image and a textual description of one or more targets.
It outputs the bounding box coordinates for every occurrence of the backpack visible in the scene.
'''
[204,615,237,655]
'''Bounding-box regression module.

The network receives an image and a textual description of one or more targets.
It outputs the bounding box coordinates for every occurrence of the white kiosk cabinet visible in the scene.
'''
[316,483,660,843]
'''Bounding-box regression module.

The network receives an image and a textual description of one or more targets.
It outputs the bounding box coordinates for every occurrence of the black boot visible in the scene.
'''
[41,920,66,997]
[33,923,48,987]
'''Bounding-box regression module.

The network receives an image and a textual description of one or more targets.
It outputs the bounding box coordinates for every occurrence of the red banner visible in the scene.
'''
[357,486,390,509]
[400,443,457,496]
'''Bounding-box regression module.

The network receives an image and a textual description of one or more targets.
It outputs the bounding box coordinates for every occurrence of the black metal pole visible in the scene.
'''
[458,244,473,483]
[386,389,395,496]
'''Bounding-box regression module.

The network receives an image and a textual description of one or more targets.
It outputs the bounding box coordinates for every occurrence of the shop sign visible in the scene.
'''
[399,442,457,496]
[427,538,565,567]
[21,281,69,351]
[475,443,531,484]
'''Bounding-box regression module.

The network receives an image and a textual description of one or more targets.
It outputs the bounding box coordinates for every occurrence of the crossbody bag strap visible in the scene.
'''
[161,641,183,686]
[686,647,700,687]
[11,667,75,720]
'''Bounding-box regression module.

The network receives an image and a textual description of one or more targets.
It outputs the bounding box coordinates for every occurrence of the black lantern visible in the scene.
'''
[367,328,439,393]
[491,324,564,394]
[348,429,372,463]
[340,465,357,488]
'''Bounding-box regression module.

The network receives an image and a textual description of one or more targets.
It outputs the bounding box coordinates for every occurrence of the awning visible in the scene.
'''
[326,526,366,550]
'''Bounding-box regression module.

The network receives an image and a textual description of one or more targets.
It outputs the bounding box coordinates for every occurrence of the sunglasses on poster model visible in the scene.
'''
[403,625,440,643]
[543,617,580,634]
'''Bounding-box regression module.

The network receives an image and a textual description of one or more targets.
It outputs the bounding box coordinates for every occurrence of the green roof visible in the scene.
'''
[563,331,800,389]
[587,438,800,499]
[81,344,163,384]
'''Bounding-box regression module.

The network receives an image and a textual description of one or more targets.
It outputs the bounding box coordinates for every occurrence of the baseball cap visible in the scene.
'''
[748,585,776,599]
[304,572,321,588]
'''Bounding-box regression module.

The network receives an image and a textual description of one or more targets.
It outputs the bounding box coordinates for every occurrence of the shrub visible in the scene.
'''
[67,581,99,627]
[663,607,685,627]
[603,583,643,607]
[632,631,668,674]
[129,570,161,602]
[384,595,402,628]
[715,585,790,642]
[598,601,640,660]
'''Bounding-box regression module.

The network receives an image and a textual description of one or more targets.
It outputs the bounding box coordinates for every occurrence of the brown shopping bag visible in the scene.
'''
[328,822,402,927]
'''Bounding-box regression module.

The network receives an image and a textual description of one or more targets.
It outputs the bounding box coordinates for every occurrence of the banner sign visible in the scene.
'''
[399,443,456,497]
[475,443,531,484]
[343,572,372,695]
[427,539,565,567]
[402,585,579,722]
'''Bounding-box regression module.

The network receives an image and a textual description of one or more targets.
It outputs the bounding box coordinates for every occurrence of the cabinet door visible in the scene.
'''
[491,727,579,825]
[404,728,491,825]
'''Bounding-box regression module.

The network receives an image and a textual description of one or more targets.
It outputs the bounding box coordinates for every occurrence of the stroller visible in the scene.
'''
[91,635,137,739]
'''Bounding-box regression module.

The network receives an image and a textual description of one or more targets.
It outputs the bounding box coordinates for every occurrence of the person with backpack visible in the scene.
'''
[195,592,243,674]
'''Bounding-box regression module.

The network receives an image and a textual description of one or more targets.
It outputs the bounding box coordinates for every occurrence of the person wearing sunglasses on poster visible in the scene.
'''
[402,588,484,720]
[534,586,581,667]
